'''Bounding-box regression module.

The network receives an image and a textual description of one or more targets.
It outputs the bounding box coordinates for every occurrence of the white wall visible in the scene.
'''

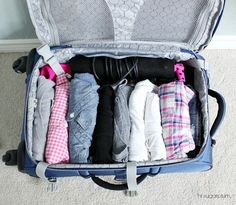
[0,0,235,51]
[216,0,236,36]
[0,0,236,40]
[0,0,36,39]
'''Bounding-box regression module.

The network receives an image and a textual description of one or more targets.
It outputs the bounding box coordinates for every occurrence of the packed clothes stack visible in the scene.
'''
[31,57,202,164]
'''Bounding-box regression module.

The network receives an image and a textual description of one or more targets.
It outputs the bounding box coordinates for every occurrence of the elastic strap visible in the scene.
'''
[126,162,138,192]
[36,162,49,180]
[37,44,65,76]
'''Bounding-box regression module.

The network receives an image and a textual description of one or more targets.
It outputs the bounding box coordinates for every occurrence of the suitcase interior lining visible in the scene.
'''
[49,0,207,43]
[29,0,224,52]
[26,48,209,168]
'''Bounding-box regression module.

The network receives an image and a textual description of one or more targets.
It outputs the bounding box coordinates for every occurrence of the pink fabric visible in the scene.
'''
[158,81,195,159]
[45,75,70,164]
[40,64,71,82]
[174,63,185,82]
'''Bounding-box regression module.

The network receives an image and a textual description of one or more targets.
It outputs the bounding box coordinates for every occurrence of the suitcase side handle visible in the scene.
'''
[208,89,226,138]
[91,173,148,191]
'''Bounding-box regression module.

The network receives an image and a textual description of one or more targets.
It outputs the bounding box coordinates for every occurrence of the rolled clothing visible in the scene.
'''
[40,64,72,82]
[112,82,134,162]
[45,75,70,164]
[91,85,115,163]
[69,56,175,83]
[128,80,155,162]
[32,76,55,161]
[144,92,166,161]
[67,73,99,163]
[158,81,195,159]
[138,58,175,81]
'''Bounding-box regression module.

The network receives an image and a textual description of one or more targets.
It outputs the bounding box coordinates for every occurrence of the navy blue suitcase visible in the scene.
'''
[3,0,226,193]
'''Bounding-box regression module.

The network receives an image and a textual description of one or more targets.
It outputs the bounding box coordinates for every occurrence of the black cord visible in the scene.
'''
[92,58,102,81]
[105,57,109,80]
[92,57,139,83]
[118,60,123,80]
[132,58,139,79]
[109,58,113,80]
[119,57,138,82]
[115,59,120,80]
[125,58,137,80]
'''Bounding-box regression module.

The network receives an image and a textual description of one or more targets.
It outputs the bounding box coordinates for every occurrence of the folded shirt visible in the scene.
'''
[32,76,55,161]
[158,81,195,159]
[128,80,156,161]
[113,82,133,162]
[90,85,115,163]
[45,75,70,164]
[144,92,166,161]
[67,73,99,163]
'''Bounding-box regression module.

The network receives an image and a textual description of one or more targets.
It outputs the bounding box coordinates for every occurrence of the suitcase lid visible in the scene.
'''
[27,0,225,52]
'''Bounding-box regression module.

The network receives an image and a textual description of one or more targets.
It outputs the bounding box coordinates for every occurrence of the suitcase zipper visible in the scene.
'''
[196,0,217,49]
[69,40,193,51]
[44,144,209,173]
[189,0,215,49]
[41,0,60,45]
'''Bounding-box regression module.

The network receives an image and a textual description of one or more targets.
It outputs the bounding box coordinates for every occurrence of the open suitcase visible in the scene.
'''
[2,0,226,194]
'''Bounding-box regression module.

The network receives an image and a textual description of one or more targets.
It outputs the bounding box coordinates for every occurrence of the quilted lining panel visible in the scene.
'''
[27,0,224,51]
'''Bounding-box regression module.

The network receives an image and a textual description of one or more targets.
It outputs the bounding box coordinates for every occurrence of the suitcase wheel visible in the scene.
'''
[2,141,26,173]
[2,150,17,166]
[12,56,27,74]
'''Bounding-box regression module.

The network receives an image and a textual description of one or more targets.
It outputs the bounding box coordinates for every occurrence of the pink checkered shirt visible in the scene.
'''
[45,75,70,164]
[158,81,195,159]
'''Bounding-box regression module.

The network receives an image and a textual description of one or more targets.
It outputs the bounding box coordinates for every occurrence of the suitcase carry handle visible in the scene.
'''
[91,89,225,191]
[208,89,226,138]
[91,173,148,191]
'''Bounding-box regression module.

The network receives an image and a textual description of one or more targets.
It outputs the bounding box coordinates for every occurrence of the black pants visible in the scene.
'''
[90,85,114,163]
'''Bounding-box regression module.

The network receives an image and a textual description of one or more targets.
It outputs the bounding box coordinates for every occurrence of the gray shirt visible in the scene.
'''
[32,76,55,161]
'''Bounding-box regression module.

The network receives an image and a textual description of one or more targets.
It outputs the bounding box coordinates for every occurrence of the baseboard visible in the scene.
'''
[0,39,41,53]
[0,36,236,52]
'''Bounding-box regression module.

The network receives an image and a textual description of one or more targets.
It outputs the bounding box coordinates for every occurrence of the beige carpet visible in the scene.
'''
[0,50,235,205]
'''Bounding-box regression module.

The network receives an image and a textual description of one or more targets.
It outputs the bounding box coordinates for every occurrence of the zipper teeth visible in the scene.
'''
[45,0,60,45]
[49,132,210,170]
[198,0,223,51]
[41,0,57,45]
[189,0,213,46]
[48,142,209,170]
[194,0,216,49]
[68,40,192,50]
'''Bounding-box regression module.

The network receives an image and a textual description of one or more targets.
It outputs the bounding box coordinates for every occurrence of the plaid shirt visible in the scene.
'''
[45,75,70,164]
[158,81,195,159]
